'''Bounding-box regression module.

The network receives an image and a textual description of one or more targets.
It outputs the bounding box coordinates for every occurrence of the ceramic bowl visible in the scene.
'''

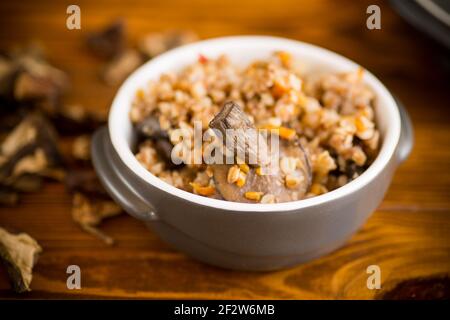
[92,36,413,271]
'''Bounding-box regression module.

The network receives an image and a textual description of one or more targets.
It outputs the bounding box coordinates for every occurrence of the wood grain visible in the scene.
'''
[0,0,449,299]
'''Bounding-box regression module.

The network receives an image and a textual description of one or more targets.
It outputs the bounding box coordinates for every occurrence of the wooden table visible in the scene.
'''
[0,0,449,299]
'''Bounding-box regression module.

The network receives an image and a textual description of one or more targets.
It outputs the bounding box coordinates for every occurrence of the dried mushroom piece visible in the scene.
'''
[65,169,123,244]
[52,104,106,135]
[0,113,63,185]
[136,115,182,168]
[0,113,64,206]
[12,53,69,115]
[0,227,42,293]
[87,19,126,59]
[72,134,91,161]
[14,72,60,103]
[102,49,143,86]
[138,30,198,58]
[209,102,311,203]
[209,101,270,167]
[71,192,122,245]
[136,115,169,140]
[0,43,69,142]
[65,168,108,198]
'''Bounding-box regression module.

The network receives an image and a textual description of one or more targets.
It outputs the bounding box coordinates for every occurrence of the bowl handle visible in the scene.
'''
[394,97,414,164]
[91,127,158,222]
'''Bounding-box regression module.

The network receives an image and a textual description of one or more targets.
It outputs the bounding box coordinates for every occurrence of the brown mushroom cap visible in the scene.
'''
[209,101,311,203]
[211,138,311,203]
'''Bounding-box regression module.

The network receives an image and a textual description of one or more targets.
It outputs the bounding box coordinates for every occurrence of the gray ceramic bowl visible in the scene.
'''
[92,36,413,271]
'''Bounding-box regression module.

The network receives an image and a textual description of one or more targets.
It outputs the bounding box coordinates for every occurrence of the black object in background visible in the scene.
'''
[391,0,450,50]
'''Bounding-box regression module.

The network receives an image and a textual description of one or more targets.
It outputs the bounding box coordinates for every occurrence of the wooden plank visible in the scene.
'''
[0,208,449,299]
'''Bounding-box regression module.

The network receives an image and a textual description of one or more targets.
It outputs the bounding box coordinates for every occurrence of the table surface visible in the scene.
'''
[0,0,449,299]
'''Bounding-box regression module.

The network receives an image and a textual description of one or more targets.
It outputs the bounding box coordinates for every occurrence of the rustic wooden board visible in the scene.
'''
[0,0,449,299]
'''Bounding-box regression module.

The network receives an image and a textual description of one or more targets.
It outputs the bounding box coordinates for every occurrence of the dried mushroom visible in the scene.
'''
[0,227,42,293]
[136,115,170,140]
[65,169,123,244]
[0,113,63,184]
[10,50,68,115]
[209,101,270,167]
[51,104,106,136]
[65,168,108,197]
[136,115,181,168]
[0,44,70,208]
[72,134,91,161]
[14,71,62,109]
[0,113,64,206]
[209,102,311,203]
[102,49,143,86]
[71,192,122,245]
[86,19,126,59]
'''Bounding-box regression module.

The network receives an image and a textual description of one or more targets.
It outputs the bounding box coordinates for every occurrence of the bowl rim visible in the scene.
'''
[109,35,401,212]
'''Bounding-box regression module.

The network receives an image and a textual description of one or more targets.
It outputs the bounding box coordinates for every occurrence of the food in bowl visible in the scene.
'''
[129,52,380,203]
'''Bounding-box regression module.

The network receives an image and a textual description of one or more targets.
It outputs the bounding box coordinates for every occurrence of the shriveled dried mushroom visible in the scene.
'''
[0,113,64,206]
[71,192,122,245]
[138,30,198,58]
[209,102,311,203]
[65,169,123,244]
[209,101,270,167]
[136,115,182,168]
[87,19,126,59]
[14,72,60,104]
[136,115,169,140]
[65,168,108,198]
[72,134,91,161]
[0,227,42,293]
[0,113,63,185]
[13,54,68,115]
[52,104,106,135]
[102,49,143,86]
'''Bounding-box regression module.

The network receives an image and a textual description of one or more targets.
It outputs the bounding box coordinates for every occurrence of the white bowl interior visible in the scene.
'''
[109,36,400,212]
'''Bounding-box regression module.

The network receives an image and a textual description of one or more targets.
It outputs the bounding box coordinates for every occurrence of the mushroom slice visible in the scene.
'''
[209,101,270,167]
[0,113,63,184]
[0,227,42,293]
[212,164,284,203]
[136,115,169,140]
[135,115,182,169]
[86,19,126,59]
[209,101,311,203]
[51,104,106,136]
[65,168,108,198]
[71,192,123,245]
[211,141,310,203]
[102,49,143,86]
